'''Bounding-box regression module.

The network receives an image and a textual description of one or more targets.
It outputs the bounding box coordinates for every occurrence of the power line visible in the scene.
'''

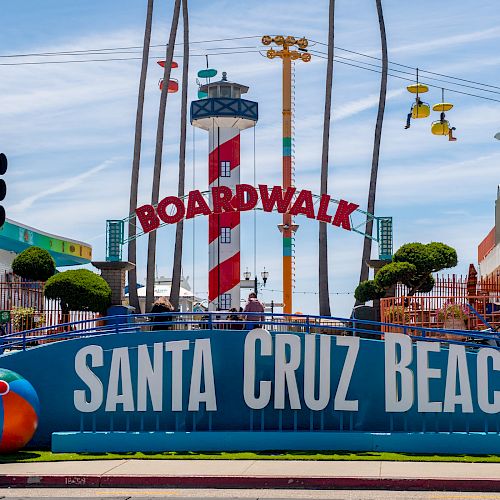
[311,39,500,91]
[0,35,262,58]
[2,33,498,93]
[1,35,499,103]
[0,49,264,66]
[311,50,500,104]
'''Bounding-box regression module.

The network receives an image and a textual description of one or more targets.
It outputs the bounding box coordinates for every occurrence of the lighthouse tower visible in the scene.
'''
[191,72,258,311]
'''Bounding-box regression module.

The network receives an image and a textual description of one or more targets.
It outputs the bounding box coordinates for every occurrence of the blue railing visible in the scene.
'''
[1,311,499,354]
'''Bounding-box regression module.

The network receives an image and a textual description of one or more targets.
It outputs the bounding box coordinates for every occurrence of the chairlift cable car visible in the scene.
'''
[431,88,457,141]
[404,68,431,129]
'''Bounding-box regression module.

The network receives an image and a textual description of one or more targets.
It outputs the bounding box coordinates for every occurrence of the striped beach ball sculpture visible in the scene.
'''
[0,368,40,452]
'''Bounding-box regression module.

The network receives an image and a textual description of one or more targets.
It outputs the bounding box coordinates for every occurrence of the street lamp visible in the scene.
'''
[242,268,270,296]
[261,268,269,285]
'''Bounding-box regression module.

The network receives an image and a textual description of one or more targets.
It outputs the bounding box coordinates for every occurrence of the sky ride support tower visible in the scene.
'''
[261,35,311,314]
[191,72,258,311]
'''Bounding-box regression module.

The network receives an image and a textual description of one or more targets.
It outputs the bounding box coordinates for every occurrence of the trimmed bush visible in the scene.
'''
[44,269,111,314]
[354,241,458,303]
[354,280,386,303]
[12,246,56,282]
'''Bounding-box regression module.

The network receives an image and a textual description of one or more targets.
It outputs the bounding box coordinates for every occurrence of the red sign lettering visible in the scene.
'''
[332,200,359,230]
[316,194,333,223]
[259,184,295,213]
[136,204,160,233]
[211,186,235,214]
[186,190,211,219]
[157,196,185,224]
[232,184,258,211]
[289,189,315,219]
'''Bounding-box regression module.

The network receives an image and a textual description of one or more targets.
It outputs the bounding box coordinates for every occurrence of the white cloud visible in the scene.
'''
[10,158,118,212]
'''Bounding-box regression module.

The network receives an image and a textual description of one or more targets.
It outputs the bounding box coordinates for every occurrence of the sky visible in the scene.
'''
[1,0,499,316]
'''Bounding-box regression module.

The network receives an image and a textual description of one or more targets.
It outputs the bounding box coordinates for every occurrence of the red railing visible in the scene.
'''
[380,294,500,335]
[396,273,500,298]
[0,275,98,339]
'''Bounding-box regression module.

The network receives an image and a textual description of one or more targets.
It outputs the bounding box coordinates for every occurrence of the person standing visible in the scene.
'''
[243,292,265,329]
[150,296,175,331]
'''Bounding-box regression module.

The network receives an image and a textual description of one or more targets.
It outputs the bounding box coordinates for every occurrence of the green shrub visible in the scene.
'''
[355,242,458,303]
[374,262,416,289]
[354,280,386,303]
[44,269,111,314]
[12,246,56,281]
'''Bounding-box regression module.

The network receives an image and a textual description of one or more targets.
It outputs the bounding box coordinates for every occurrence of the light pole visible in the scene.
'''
[243,267,269,296]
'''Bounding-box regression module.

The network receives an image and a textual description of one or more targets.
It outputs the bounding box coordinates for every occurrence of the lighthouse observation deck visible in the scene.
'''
[191,71,258,130]
[191,97,258,130]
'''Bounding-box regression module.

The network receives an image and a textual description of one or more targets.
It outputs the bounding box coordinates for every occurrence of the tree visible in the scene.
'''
[318,0,335,316]
[354,242,457,302]
[12,247,56,282]
[145,0,182,311]
[127,0,155,314]
[170,0,189,311]
[356,0,388,305]
[44,269,111,315]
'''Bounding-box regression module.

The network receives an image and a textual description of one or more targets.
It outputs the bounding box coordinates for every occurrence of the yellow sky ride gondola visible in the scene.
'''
[431,90,457,141]
[405,74,430,129]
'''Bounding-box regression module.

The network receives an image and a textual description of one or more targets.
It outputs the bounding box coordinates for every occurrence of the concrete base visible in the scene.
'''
[52,430,500,455]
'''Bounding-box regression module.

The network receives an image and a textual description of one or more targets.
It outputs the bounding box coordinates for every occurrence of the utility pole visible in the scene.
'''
[261,35,311,314]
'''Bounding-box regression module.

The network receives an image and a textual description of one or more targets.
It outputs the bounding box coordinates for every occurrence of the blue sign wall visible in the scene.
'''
[0,329,499,449]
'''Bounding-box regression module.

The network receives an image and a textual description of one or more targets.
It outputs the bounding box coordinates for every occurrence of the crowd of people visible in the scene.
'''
[149,292,265,330]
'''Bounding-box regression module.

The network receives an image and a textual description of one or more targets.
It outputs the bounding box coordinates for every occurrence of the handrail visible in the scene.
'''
[1,310,499,353]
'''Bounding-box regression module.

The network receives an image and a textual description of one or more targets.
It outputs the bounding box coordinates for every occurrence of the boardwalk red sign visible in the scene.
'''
[136,184,359,233]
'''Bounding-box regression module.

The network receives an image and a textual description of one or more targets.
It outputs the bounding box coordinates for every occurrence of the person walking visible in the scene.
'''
[150,296,175,331]
[243,292,265,329]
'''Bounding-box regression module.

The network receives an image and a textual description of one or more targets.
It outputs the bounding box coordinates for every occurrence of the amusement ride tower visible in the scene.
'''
[191,72,258,311]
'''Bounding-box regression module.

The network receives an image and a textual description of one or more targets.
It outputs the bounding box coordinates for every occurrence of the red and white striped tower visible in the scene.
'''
[191,72,258,310]
[208,128,240,310]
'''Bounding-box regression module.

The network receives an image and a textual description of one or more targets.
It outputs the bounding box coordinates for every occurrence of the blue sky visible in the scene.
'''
[1,0,499,316]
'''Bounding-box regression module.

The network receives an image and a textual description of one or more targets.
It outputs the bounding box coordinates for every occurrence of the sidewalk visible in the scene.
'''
[2,459,500,491]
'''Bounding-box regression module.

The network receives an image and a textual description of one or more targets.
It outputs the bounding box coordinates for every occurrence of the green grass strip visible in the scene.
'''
[2,450,500,464]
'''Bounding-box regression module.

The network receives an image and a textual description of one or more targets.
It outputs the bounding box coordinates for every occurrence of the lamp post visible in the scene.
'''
[243,267,269,296]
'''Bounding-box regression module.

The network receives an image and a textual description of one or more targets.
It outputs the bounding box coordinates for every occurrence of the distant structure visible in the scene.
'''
[0,218,92,274]
[191,72,258,311]
[478,186,500,278]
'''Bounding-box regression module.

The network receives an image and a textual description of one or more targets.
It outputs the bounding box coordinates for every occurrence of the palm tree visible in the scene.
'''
[356,0,388,303]
[127,0,154,314]
[318,0,335,317]
[169,0,189,310]
[145,0,182,311]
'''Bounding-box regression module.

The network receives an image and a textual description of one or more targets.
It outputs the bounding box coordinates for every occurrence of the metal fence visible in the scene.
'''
[1,311,499,353]
[0,276,98,336]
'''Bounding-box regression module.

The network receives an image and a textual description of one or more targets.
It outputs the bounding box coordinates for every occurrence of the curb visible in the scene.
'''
[1,475,500,492]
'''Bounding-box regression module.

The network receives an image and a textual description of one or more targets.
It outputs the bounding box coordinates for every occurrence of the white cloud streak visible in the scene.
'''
[10,158,117,212]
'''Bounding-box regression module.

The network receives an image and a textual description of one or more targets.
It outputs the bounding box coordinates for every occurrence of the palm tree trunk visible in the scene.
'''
[145,0,182,312]
[169,0,189,311]
[356,0,388,305]
[318,0,335,317]
[127,0,154,314]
